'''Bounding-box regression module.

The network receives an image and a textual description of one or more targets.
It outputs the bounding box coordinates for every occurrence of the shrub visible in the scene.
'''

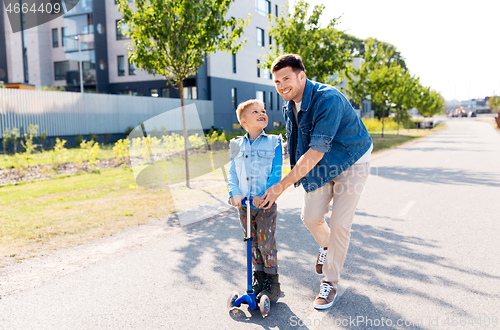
[113,139,129,165]
[11,128,19,153]
[74,134,83,147]
[21,124,39,166]
[51,138,67,170]
[2,128,9,154]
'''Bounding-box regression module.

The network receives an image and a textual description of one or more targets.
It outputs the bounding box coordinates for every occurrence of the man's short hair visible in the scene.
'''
[271,54,306,73]
[236,99,264,123]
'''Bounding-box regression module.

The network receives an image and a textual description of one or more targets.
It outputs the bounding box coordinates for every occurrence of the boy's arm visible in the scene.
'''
[227,157,241,197]
[265,138,283,191]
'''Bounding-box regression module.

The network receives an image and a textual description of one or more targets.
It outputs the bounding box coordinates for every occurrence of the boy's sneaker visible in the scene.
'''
[258,273,281,301]
[316,247,328,275]
[313,280,337,310]
[252,271,266,295]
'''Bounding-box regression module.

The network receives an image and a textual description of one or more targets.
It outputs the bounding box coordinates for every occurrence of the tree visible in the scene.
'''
[261,0,352,84]
[368,65,402,137]
[416,86,444,127]
[487,95,500,129]
[118,0,249,188]
[344,38,406,118]
[389,71,420,134]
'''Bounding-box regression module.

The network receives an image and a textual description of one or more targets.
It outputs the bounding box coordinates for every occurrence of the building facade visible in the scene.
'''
[0,0,288,131]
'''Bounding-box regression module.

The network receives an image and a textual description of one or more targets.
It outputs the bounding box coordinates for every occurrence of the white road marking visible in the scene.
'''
[398,201,416,218]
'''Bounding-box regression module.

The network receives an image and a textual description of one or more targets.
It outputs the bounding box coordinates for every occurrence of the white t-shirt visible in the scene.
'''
[293,101,372,163]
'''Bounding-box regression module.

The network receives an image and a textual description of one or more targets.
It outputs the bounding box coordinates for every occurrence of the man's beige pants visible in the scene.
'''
[301,162,370,288]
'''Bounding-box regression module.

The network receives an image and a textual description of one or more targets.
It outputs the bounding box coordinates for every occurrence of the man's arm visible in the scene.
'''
[260,148,324,209]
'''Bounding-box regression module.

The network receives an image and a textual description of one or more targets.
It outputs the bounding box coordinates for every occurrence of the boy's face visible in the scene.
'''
[272,66,306,103]
[240,103,268,131]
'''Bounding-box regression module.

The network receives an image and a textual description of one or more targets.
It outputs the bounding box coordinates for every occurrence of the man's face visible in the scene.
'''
[272,66,306,103]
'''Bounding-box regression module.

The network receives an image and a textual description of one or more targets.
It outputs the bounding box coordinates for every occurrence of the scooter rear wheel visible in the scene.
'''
[259,295,270,316]
[227,291,239,309]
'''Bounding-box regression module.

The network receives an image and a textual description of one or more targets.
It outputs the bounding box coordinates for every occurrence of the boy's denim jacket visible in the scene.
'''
[228,131,282,209]
[284,79,372,193]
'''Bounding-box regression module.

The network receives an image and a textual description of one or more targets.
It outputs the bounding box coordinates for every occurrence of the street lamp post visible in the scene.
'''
[74,35,84,93]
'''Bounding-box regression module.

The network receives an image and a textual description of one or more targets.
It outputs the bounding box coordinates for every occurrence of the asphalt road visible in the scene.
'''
[1,118,499,330]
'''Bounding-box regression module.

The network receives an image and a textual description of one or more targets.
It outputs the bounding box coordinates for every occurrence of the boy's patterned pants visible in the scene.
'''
[238,203,278,275]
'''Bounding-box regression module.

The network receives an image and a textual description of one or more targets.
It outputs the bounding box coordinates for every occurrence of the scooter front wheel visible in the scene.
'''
[259,294,270,316]
[227,291,239,309]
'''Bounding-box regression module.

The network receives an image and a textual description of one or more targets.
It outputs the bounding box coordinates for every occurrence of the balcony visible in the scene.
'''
[66,69,96,86]
[63,0,93,17]
[64,32,94,52]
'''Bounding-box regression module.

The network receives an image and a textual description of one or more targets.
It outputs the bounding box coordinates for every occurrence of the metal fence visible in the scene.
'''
[0,89,214,137]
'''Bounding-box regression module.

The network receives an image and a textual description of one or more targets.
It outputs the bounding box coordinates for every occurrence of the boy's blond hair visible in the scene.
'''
[236,99,265,124]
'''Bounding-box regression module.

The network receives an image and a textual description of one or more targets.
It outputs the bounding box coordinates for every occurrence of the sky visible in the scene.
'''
[290,0,500,101]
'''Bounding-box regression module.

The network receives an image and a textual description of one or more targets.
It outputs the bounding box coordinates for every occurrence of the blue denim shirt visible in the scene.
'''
[284,79,372,193]
[228,131,282,209]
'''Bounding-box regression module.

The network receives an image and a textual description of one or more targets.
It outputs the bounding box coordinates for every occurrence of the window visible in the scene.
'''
[150,88,159,97]
[269,91,273,110]
[128,58,136,75]
[276,93,280,109]
[231,88,237,109]
[52,28,58,47]
[232,53,236,73]
[183,86,197,99]
[256,0,270,16]
[256,91,265,104]
[275,4,278,17]
[54,61,69,80]
[116,20,130,40]
[117,55,125,76]
[161,88,170,98]
[256,27,264,47]
[264,68,271,79]
[269,35,272,46]
[257,59,260,78]
[61,27,65,46]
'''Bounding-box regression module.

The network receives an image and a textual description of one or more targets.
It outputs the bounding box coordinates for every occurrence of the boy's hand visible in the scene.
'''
[252,196,262,208]
[230,194,244,207]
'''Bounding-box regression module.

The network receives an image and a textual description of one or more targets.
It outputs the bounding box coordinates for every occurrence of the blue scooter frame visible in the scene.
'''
[227,198,270,316]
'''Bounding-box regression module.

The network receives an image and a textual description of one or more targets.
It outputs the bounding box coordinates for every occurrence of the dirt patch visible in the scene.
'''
[0,158,131,186]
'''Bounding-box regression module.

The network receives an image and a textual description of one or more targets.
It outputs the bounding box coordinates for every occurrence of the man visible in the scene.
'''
[260,54,373,310]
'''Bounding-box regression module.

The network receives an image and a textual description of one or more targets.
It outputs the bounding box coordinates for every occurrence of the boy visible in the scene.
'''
[228,99,283,301]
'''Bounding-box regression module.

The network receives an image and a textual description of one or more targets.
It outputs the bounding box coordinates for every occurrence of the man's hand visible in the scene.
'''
[260,184,284,209]
[260,148,325,209]
[252,195,263,208]
[230,194,244,207]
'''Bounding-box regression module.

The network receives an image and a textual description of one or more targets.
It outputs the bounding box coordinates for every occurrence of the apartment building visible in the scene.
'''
[0,0,288,131]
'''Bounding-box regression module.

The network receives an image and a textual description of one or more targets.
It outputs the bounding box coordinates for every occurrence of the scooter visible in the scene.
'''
[227,198,270,317]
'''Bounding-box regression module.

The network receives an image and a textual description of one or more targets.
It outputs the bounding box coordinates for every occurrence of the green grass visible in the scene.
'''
[0,166,175,266]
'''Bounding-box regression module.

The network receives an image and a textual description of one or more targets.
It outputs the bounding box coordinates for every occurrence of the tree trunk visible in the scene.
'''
[179,80,190,189]
[381,104,385,138]
[407,110,410,132]
[397,106,401,135]
[360,98,364,119]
